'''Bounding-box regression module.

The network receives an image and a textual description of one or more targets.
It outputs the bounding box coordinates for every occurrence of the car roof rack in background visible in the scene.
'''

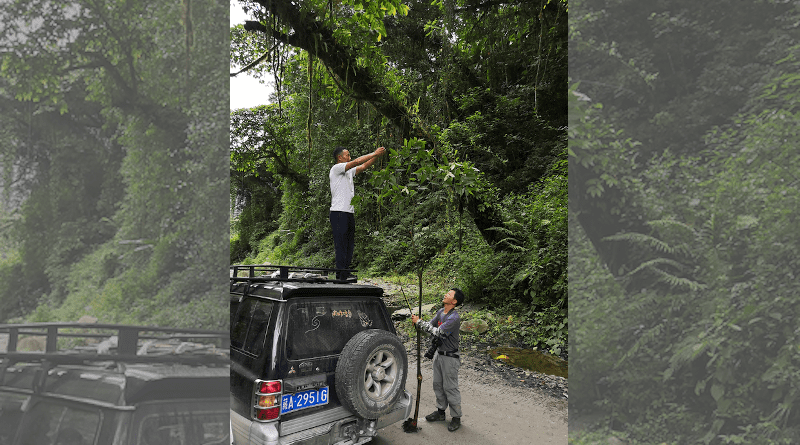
[230,264,356,284]
[0,323,229,366]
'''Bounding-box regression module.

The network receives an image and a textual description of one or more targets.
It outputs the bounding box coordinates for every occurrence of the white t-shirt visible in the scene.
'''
[329,162,357,213]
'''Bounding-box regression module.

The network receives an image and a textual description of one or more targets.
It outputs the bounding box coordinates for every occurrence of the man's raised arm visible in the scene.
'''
[346,146,386,174]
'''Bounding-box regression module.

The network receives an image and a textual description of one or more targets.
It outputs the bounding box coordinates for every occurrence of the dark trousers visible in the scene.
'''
[330,211,355,278]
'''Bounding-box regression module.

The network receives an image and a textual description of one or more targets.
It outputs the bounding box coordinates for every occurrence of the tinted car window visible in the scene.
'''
[230,300,239,334]
[231,298,274,353]
[286,299,389,360]
[45,372,124,404]
[18,401,101,445]
[0,392,27,444]
[132,400,228,445]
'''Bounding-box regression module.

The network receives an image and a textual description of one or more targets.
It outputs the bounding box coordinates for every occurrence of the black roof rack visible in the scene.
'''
[0,323,229,366]
[230,264,357,284]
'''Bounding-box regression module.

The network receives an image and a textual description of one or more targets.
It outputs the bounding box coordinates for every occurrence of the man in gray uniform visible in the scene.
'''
[412,288,465,432]
[329,146,386,280]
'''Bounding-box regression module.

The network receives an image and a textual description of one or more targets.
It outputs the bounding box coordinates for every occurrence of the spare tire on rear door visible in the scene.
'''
[335,329,408,419]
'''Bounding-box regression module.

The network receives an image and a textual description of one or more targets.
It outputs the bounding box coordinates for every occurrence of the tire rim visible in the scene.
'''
[364,348,398,401]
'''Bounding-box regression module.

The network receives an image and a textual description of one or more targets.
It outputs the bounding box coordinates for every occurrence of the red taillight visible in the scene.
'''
[259,381,281,394]
[255,407,280,420]
[253,379,282,422]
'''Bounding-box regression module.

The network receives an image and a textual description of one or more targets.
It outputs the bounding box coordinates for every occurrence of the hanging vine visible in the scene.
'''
[307,52,314,170]
[182,0,193,109]
[271,13,285,115]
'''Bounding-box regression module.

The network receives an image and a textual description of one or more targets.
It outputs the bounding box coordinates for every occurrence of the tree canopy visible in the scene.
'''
[0,0,229,328]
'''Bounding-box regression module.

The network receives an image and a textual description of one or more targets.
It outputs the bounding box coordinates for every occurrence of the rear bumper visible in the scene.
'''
[231,391,413,445]
[375,390,413,430]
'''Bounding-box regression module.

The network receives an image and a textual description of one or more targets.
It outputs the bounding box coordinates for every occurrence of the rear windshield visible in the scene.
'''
[286,299,389,360]
[231,298,275,354]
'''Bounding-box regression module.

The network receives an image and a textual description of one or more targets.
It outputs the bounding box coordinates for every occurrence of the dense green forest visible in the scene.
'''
[0,1,229,329]
[230,0,568,353]
[570,0,800,443]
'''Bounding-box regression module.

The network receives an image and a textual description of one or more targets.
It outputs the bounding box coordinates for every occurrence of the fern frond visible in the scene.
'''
[621,257,686,279]
[497,237,527,252]
[487,226,515,236]
[651,267,706,291]
[664,337,709,382]
[646,218,697,235]
[603,232,678,255]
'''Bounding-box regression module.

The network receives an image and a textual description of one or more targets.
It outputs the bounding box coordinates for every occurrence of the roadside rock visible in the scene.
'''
[78,315,98,324]
[17,336,46,351]
[461,319,489,334]
[391,303,437,320]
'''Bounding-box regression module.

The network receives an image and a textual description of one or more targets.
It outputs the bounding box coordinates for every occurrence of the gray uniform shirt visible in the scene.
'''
[417,308,460,352]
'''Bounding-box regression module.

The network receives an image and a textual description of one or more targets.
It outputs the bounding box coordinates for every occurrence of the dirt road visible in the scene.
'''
[370,354,568,445]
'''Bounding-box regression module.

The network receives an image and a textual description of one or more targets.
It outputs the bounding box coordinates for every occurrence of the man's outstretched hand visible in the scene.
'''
[354,146,388,173]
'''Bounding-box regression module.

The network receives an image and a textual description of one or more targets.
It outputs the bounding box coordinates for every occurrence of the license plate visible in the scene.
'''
[281,387,329,414]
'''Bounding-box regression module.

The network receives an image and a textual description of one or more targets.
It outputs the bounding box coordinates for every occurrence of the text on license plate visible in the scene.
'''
[281,387,329,414]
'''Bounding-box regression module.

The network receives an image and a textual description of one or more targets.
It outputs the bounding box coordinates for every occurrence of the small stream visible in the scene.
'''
[488,347,568,378]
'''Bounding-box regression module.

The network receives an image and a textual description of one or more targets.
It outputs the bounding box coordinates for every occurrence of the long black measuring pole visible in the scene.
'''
[399,280,422,432]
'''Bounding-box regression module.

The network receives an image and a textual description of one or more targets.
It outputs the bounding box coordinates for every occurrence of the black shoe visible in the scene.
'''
[448,417,461,432]
[335,273,356,282]
[425,410,446,422]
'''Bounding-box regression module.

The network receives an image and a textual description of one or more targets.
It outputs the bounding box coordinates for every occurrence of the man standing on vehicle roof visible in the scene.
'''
[412,288,465,432]
[329,146,386,280]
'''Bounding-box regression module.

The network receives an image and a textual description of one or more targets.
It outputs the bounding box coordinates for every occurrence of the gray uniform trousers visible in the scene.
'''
[432,352,462,418]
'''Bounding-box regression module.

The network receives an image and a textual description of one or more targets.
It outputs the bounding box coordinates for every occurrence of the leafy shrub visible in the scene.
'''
[230,231,249,262]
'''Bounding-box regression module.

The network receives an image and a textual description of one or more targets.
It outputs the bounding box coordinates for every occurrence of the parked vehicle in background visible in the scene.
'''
[229,265,412,445]
[0,323,229,445]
